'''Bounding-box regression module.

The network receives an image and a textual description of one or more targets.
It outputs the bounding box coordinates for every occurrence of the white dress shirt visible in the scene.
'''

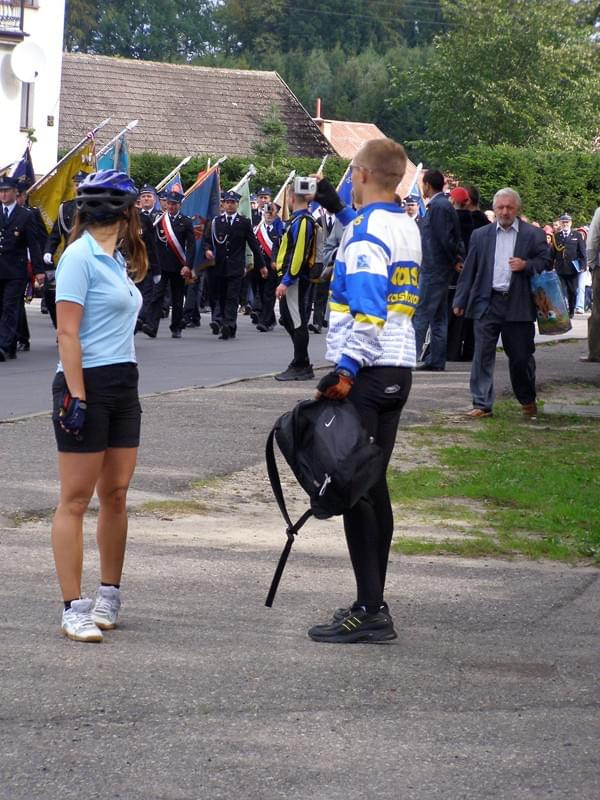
[493,218,519,291]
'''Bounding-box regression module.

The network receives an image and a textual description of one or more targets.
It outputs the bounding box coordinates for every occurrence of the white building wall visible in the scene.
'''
[0,0,66,175]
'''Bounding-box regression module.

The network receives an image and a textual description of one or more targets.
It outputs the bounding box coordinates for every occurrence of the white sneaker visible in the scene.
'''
[91,585,121,630]
[61,598,103,642]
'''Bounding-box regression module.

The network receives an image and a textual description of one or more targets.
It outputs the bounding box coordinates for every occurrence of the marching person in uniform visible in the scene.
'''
[200,190,265,340]
[553,212,587,318]
[135,184,161,332]
[255,202,284,332]
[142,190,195,339]
[0,175,45,361]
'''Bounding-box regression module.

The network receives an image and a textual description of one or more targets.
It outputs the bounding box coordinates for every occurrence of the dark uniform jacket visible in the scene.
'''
[0,205,43,280]
[45,199,77,258]
[454,218,551,322]
[202,212,264,277]
[156,211,195,273]
[139,210,161,277]
[553,228,587,276]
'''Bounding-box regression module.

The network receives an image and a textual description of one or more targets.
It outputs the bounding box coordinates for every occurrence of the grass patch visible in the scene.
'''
[10,508,56,527]
[137,499,210,517]
[390,402,600,563]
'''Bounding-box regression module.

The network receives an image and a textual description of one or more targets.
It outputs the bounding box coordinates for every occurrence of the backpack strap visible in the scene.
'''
[265,426,313,607]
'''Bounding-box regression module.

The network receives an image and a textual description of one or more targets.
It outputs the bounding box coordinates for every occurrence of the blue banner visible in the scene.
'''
[97,136,130,175]
[181,168,221,268]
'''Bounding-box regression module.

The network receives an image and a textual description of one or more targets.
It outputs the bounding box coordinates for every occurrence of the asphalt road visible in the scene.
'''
[1,310,599,800]
[0,300,328,419]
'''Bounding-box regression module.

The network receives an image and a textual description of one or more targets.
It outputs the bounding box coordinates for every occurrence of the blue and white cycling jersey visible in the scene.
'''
[326,202,422,373]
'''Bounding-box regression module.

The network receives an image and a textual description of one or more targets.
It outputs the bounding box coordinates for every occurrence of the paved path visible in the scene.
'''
[1,321,599,799]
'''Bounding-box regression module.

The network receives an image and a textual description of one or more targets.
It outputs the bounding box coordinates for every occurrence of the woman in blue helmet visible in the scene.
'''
[50,170,147,642]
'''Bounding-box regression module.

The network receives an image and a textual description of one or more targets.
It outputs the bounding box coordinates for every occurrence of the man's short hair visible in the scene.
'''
[464,184,480,207]
[423,169,445,192]
[492,187,522,209]
[357,138,407,192]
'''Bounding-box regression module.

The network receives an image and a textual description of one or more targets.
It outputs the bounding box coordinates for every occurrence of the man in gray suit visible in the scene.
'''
[453,188,551,418]
[580,204,600,362]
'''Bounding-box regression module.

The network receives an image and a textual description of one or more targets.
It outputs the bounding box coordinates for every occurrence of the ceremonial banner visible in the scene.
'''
[337,163,353,207]
[181,165,221,269]
[163,172,184,195]
[29,141,95,233]
[11,146,36,190]
[406,163,427,217]
[97,135,130,174]
[237,179,255,270]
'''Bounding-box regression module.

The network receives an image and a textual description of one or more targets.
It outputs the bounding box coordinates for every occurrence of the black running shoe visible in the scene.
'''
[308,608,397,644]
[330,601,389,622]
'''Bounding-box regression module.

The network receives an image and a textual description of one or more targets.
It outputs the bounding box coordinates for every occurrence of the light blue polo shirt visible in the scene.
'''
[55,230,142,370]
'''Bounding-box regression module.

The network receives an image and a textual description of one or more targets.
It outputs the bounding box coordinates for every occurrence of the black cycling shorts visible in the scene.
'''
[52,362,142,453]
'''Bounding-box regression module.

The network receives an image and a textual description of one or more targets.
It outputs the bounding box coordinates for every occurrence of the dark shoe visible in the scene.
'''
[186,321,200,328]
[171,330,182,339]
[218,326,230,340]
[308,607,397,644]
[243,304,252,315]
[0,348,7,362]
[308,323,322,334]
[7,350,16,360]
[16,341,30,352]
[329,601,390,623]
[415,363,445,371]
[274,365,315,381]
[161,309,170,318]
[141,323,157,339]
[521,401,538,417]
[209,321,220,335]
[580,356,600,363]
[466,407,493,418]
[250,311,259,324]
[256,323,269,332]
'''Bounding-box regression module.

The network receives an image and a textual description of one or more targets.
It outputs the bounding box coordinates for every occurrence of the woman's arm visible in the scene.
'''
[56,301,86,400]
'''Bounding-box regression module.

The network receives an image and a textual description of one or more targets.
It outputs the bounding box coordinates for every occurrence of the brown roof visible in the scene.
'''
[59,53,334,158]
[320,120,388,160]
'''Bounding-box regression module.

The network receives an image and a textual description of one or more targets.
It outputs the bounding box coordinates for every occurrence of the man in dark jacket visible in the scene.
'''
[412,169,464,371]
[201,190,265,340]
[553,213,587,317]
[143,190,195,339]
[453,187,551,418]
[0,176,44,361]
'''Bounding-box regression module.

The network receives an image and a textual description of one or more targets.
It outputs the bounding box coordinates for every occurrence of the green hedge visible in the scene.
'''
[130,153,349,198]
[409,142,600,225]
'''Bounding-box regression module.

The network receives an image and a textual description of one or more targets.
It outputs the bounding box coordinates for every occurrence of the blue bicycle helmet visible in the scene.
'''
[76,170,139,221]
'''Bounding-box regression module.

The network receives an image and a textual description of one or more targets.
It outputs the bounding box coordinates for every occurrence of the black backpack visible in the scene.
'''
[265,398,383,606]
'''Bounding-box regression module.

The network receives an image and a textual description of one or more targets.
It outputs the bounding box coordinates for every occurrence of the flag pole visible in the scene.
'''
[316,154,328,177]
[27,117,111,195]
[230,163,257,194]
[96,119,139,158]
[184,155,227,198]
[274,170,296,204]
[155,156,192,192]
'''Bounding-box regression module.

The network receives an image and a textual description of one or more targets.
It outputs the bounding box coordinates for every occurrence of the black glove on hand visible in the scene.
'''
[315,178,345,215]
[54,391,87,438]
[316,370,354,401]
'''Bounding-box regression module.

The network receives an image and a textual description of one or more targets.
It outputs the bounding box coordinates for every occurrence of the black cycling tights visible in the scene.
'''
[343,366,412,613]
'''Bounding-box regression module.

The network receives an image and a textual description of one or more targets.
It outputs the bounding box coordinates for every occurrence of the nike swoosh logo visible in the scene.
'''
[325,416,336,427]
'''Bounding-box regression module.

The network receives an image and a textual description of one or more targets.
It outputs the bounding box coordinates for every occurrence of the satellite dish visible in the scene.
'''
[10,41,46,83]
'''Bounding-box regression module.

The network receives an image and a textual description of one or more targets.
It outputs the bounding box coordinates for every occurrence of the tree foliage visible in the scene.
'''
[390,0,600,151]
[412,142,600,224]
[253,106,288,167]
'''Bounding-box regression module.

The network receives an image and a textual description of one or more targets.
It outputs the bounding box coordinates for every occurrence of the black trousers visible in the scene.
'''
[343,366,412,612]
[0,278,27,354]
[311,277,330,327]
[559,272,578,317]
[147,272,185,333]
[257,267,278,328]
[43,283,57,328]
[214,272,244,333]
